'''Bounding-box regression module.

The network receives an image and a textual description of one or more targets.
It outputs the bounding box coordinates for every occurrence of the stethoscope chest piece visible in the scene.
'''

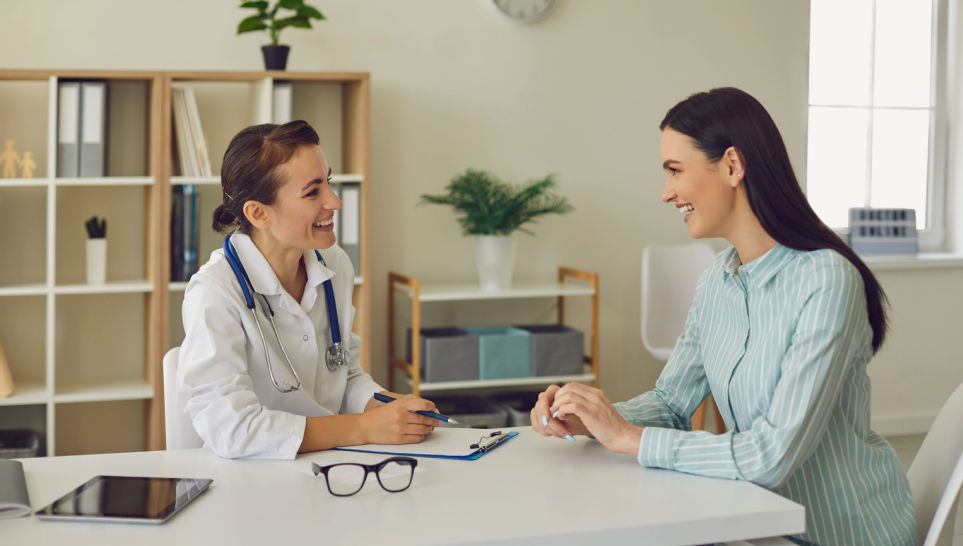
[325,342,349,373]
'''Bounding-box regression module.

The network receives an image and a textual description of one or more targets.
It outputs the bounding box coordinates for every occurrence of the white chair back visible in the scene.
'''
[908,380,963,546]
[163,347,204,450]
[641,243,715,362]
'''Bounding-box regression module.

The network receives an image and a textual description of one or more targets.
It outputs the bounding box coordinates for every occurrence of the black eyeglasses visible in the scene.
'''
[311,456,418,497]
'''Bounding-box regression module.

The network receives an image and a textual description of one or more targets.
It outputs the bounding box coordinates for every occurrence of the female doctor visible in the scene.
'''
[178,120,440,459]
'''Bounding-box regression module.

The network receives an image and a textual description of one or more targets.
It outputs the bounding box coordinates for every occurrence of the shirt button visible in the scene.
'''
[303,335,310,341]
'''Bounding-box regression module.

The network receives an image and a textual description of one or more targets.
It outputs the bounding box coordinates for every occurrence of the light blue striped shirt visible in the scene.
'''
[615,244,916,545]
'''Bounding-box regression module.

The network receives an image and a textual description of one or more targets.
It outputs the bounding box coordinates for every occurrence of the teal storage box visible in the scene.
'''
[466,326,532,380]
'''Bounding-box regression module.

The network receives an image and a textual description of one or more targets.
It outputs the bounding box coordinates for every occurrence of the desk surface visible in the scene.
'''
[7,428,804,545]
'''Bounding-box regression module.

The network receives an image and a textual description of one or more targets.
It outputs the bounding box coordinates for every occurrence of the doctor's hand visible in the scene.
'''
[530,384,590,440]
[360,396,440,445]
[546,383,644,456]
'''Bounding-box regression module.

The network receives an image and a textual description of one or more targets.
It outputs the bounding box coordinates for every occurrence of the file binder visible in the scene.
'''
[273,81,293,124]
[340,183,361,268]
[79,80,106,177]
[335,427,518,460]
[57,81,80,178]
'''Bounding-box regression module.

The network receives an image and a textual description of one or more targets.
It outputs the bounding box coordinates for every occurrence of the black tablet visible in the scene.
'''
[35,475,213,524]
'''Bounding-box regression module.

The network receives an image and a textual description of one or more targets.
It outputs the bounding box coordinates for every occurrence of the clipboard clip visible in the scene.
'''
[469,431,507,452]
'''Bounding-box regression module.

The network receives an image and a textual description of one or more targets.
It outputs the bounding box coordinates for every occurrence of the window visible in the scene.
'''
[807,0,944,248]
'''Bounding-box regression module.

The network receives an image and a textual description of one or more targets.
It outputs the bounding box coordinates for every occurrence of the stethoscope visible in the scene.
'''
[223,235,349,394]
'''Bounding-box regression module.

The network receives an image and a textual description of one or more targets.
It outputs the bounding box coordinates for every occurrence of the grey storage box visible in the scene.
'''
[514,324,584,376]
[488,390,542,426]
[425,394,508,428]
[0,429,40,459]
[465,326,532,380]
[406,327,479,383]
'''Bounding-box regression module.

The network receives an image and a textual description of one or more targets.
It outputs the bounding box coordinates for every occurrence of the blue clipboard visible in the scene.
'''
[334,429,519,460]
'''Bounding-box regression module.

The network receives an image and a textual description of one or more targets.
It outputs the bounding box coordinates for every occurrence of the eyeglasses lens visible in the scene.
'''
[325,464,367,496]
[377,460,414,492]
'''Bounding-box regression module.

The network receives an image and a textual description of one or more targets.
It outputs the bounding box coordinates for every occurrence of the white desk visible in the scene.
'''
[6,428,804,545]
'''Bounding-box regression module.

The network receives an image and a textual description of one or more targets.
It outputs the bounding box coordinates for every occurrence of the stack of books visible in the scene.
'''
[170,85,210,282]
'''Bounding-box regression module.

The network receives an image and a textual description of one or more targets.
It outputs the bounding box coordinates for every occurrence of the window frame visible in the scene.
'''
[807,0,948,252]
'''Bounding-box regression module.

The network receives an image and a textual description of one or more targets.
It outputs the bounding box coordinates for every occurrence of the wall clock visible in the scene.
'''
[492,0,557,24]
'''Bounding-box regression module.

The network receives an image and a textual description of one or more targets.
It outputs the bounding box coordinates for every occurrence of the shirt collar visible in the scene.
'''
[229,233,336,297]
[722,243,795,288]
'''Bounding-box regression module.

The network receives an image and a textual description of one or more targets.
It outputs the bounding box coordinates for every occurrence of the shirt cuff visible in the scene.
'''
[638,426,682,470]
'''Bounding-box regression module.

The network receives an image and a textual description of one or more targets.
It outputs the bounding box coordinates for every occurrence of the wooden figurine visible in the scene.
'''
[0,139,20,178]
[0,341,14,398]
[19,150,36,179]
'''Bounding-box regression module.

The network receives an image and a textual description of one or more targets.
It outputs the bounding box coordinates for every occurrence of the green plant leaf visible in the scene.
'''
[419,169,572,236]
[239,1,268,10]
[297,5,325,19]
[237,15,269,34]
[278,0,302,9]
[273,15,311,31]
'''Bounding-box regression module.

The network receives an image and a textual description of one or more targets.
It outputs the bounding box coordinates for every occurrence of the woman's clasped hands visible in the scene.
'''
[530,383,644,456]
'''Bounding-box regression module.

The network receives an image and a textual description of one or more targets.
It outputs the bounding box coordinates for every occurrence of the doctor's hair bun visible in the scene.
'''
[213,120,321,234]
[211,203,236,233]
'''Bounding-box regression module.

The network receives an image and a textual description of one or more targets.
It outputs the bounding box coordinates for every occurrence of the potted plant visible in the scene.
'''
[420,169,573,291]
[236,0,326,71]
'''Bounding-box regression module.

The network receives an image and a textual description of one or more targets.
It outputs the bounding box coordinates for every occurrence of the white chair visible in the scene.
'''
[163,347,204,449]
[641,243,724,432]
[908,380,963,546]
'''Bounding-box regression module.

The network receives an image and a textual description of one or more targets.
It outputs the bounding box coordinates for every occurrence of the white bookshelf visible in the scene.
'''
[0,382,48,407]
[53,380,153,404]
[0,70,159,456]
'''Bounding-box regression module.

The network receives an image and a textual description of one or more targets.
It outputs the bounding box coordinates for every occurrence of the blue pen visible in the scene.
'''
[373,392,460,425]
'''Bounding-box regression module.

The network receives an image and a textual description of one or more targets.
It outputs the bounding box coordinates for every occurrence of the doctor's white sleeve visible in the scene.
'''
[339,303,382,414]
[178,279,305,460]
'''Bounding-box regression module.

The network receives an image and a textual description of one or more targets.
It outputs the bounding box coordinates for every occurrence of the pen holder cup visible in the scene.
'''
[86,238,107,284]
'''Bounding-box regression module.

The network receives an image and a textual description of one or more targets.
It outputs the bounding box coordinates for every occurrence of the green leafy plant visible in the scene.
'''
[420,169,573,236]
[237,0,325,45]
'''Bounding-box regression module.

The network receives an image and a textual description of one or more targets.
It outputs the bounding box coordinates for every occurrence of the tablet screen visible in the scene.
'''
[35,476,212,524]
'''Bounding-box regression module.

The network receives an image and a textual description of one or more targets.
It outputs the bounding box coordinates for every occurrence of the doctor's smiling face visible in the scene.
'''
[659,127,742,240]
[260,144,342,252]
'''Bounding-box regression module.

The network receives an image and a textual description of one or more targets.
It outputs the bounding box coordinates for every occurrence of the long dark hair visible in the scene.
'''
[212,120,320,233]
[660,87,888,353]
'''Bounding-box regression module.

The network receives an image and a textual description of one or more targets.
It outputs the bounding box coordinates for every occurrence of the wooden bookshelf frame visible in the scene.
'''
[387,267,600,396]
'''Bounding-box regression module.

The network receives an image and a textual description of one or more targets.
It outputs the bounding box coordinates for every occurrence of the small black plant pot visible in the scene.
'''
[261,45,290,71]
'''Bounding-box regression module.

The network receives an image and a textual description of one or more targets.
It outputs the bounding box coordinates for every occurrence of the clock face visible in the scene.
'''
[492,0,557,24]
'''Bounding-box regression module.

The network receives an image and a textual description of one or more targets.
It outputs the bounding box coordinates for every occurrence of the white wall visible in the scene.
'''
[2,0,958,434]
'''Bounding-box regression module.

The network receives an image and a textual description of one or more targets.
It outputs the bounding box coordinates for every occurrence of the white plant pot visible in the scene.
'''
[474,235,517,291]
[86,238,107,284]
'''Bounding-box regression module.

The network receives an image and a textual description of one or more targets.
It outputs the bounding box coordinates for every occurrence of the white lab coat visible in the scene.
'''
[178,233,382,459]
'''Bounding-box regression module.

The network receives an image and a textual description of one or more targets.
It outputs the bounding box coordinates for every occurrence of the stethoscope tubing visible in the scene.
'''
[222,234,345,394]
